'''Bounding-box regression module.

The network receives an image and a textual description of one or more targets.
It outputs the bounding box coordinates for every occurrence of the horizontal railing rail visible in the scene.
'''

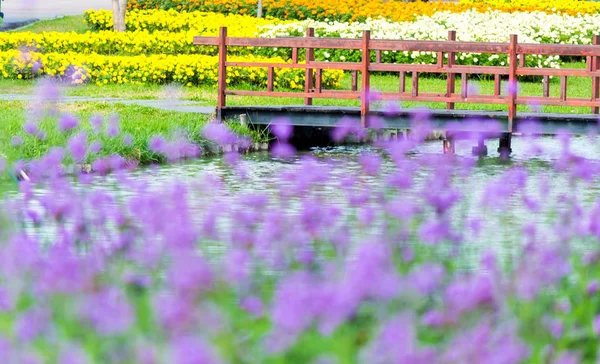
[194,27,600,128]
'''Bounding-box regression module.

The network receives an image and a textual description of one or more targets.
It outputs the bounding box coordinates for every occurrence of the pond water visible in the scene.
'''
[4,134,600,270]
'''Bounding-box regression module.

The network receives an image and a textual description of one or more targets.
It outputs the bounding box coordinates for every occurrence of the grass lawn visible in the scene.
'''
[9,15,89,33]
[0,101,264,171]
[1,63,595,114]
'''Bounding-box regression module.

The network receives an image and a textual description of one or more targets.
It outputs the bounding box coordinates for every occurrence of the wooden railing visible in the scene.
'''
[194,27,600,129]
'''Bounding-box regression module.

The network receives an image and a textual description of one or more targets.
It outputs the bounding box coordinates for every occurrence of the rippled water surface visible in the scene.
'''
[5,135,600,269]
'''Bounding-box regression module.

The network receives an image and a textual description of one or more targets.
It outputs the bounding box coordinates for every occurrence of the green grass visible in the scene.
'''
[1,62,595,114]
[0,101,264,169]
[10,15,89,33]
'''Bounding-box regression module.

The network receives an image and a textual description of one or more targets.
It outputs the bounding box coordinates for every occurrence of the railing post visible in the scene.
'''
[360,30,371,128]
[304,28,314,106]
[593,35,600,114]
[217,27,227,121]
[446,30,456,109]
[507,34,518,133]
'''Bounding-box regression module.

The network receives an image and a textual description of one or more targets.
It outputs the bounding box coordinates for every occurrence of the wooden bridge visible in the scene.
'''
[194,27,600,155]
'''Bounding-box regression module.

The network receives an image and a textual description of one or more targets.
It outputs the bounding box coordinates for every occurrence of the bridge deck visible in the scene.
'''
[221,106,600,135]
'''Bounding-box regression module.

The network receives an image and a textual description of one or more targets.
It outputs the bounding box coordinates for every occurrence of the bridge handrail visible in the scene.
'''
[194,27,600,128]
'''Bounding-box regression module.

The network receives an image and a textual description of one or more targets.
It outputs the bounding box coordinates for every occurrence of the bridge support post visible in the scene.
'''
[304,28,315,106]
[443,137,455,154]
[216,27,228,121]
[360,30,371,128]
[498,133,512,158]
[472,137,487,157]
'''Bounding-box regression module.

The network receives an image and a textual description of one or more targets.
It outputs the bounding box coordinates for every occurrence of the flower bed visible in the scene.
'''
[125,0,600,23]
[0,50,344,89]
[83,9,288,33]
[257,9,600,68]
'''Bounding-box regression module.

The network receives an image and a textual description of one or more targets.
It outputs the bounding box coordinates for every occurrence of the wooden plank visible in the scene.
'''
[560,76,567,101]
[369,63,509,74]
[494,74,501,96]
[400,71,406,93]
[292,48,298,64]
[361,30,371,128]
[376,50,382,63]
[543,76,550,97]
[315,68,322,93]
[304,28,314,106]
[516,67,600,77]
[377,92,508,104]
[195,35,600,56]
[437,52,444,69]
[519,54,525,67]
[226,61,361,71]
[371,39,509,53]
[192,36,220,46]
[461,73,468,98]
[205,37,363,49]
[517,96,600,107]
[519,43,600,57]
[267,67,274,92]
[412,71,419,97]
[508,34,518,131]
[217,27,227,120]
[225,90,361,99]
[447,30,456,110]
[351,70,358,92]
[593,35,600,114]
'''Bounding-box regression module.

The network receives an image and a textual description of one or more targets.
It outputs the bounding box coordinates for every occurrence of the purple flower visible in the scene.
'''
[167,252,213,295]
[89,141,102,154]
[123,134,134,147]
[593,315,600,336]
[11,136,24,146]
[58,346,92,364]
[169,336,221,364]
[241,296,264,317]
[81,288,134,336]
[586,280,598,296]
[361,313,436,364]
[408,263,445,296]
[203,122,236,146]
[149,136,166,153]
[90,114,103,133]
[271,142,296,159]
[68,132,87,162]
[358,152,382,175]
[14,308,49,342]
[106,115,120,137]
[23,121,38,135]
[58,113,79,132]
[271,118,293,140]
[422,310,445,327]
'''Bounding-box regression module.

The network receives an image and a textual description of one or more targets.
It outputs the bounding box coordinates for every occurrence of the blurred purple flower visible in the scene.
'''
[11,136,24,146]
[169,336,222,364]
[82,288,134,336]
[408,263,445,296]
[58,114,79,132]
[203,122,236,146]
[586,280,598,296]
[106,115,120,137]
[241,296,264,317]
[358,152,382,175]
[90,114,103,133]
[149,136,166,153]
[68,131,87,162]
[271,142,296,159]
[168,252,213,295]
[23,121,38,135]
[271,119,293,140]
[123,134,134,147]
